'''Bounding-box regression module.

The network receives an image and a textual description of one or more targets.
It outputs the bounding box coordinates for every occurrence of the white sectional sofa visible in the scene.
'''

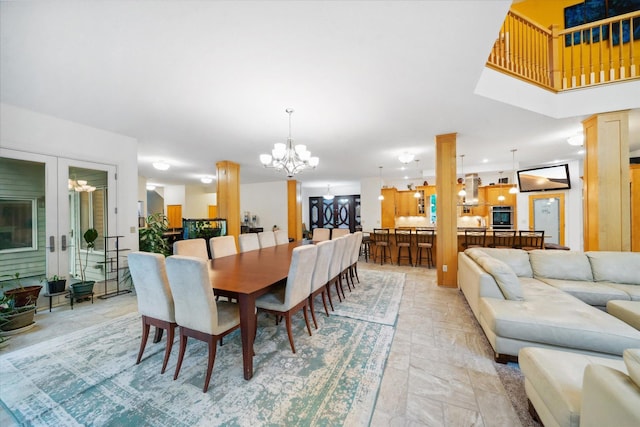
[458,248,640,362]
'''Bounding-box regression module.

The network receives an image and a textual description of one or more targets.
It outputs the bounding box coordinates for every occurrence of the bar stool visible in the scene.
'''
[372,228,392,265]
[395,228,413,266]
[360,233,371,262]
[462,229,487,249]
[415,228,435,268]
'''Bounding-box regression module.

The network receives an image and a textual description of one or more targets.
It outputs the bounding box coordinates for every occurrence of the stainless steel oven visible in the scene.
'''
[490,206,513,229]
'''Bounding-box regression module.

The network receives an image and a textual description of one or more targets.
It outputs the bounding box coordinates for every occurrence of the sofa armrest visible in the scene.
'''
[458,252,504,319]
[580,364,640,427]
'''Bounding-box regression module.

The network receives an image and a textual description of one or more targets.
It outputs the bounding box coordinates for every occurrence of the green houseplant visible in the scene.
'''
[139,213,170,256]
[44,274,67,294]
[2,272,42,308]
[0,276,37,335]
[72,228,98,299]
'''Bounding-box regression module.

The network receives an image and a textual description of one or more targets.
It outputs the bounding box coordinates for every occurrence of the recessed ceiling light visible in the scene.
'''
[200,176,214,184]
[482,158,489,163]
[153,161,170,171]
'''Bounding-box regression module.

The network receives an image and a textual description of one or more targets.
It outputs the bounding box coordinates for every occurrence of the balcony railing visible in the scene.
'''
[487,9,640,92]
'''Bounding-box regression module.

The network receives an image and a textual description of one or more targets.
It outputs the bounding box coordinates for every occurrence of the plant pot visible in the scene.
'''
[71,281,95,298]
[47,279,67,294]
[0,305,36,332]
[4,285,43,307]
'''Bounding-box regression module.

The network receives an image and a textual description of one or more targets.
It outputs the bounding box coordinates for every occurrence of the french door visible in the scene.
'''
[309,195,361,232]
[0,149,116,285]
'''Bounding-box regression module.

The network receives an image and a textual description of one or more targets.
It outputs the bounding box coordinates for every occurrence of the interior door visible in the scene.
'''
[0,149,116,286]
[529,193,566,245]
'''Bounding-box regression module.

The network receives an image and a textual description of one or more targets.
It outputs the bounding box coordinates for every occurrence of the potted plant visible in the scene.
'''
[72,228,98,299]
[0,293,36,334]
[44,275,67,294]
[2,272,42,308]
[139,213,170,256]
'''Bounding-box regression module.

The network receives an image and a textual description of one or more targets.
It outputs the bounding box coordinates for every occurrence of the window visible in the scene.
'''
[0,198,37,252]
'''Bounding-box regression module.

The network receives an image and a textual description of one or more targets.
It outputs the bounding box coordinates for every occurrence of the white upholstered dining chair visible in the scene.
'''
[257,231,276,248]
[327,236,347,304]
[209,235,237,259]
[173,238,209,259]
[165,255,241,393]
[312,228,330,242]
[274,229,289,245]
[255,244,318,353]
[349,231,364,284]
[127,251,177,374]
[331,228,350,239]
[308,239,335,329]
[238,233,260,253]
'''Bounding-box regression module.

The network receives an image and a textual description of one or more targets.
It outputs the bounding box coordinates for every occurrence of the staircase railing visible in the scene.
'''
[487,9,640,92]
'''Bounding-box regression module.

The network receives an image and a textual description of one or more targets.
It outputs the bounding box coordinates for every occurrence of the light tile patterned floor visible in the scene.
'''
[1,261,526,426]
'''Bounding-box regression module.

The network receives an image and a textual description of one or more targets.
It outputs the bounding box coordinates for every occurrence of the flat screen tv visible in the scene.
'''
[517,164,571,192]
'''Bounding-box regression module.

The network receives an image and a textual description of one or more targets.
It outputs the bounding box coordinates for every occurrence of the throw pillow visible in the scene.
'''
[474,255,524,300]
[529,250,593,281]
[586,252,640,285]
[473,247,534,278]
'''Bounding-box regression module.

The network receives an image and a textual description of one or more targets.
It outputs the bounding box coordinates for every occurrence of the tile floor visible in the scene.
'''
[1,261,529,426]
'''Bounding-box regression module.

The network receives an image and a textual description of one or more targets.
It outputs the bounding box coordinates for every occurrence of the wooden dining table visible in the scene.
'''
[207,241,304,380]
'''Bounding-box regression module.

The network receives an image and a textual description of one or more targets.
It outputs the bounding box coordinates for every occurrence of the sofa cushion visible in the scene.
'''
[472,255,524,300]
[537,278,630,307]
[469,247,533,278]
[529,250,593,281]
[586,252,640,285]
[605,283,640,301]
[624,349,640,386]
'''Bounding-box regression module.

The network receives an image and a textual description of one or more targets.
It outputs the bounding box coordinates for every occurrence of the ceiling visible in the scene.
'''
[1,1,639,190]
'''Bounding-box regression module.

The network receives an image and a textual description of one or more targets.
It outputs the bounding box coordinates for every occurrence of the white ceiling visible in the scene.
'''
[1,1,639,190]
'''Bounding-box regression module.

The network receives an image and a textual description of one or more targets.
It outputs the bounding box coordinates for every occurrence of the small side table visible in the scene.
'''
[42,290,73,312]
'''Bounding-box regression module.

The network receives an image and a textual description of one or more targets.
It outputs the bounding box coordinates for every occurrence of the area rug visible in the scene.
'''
[1,306,394,426]
[494,361,540,427]
[326,270,404,326]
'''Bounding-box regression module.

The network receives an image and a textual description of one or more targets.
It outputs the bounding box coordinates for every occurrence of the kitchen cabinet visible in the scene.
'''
[380,188,396,228]
[485,185,516,207]
[396,190,419,216]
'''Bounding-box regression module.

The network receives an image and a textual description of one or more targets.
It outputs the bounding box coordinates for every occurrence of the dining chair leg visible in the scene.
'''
[325,283,335,311]
[320,290,330,316]
[334,279,343,302]
[161,324,175,374]
[137,318,151,365]
[173,333,188,380]
[302,305,312,336]
[338,276,346,300]
[285,313,296,353]
[153,325,164,343]
[309,295,319,329]
[203,338,217,393]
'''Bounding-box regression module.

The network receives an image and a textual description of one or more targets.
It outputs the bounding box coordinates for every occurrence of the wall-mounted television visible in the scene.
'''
[517,164,571,192]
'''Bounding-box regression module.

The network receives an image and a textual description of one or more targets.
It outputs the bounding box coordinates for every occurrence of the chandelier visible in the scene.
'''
[260,109,319,178]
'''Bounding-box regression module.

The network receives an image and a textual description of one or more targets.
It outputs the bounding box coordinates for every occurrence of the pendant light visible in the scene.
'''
[458,154,467,197]
[497,171,506,202]
[378,166,385,201]
[323,184,334,200]
[413,159,421,198]
[509,148,519,194]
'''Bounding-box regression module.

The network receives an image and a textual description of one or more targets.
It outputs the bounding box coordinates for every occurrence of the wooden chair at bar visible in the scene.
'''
[489,230,516,249]
[515,230,545,250]
[415,228,435,268]
[395,228,413,266]
[371,228,392,265]
[462,229,487,249]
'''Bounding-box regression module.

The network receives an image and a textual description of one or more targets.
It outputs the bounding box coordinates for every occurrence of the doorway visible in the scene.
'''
[308,195,361,232]
[0,149,116,286]
[529,193,565,245]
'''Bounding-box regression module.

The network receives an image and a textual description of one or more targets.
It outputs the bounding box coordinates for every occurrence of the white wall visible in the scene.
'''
[0,103,139,251]
[359,177,381,232]
[241,181,288,234]
[184,185,216,218]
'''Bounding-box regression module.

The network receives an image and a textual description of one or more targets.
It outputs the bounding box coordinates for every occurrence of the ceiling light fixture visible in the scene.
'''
[398,152,415,164]
[68,179,96,192]
[509,148,519,194]
[414,159,421,198]
[567,133,584,146]
[497,171,506,202]
[146,184,156,191]
[378,166,385,201]
[323,184,334,200]
[259,108,319,178]
[200,176,213,184]
[458,154,466,197]
[153,161,170,171]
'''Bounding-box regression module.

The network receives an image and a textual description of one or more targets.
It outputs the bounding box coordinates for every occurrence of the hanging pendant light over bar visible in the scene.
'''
[378,166,385,201]
[259,108,319,178]
[509,148,519,194]
[458,154,467,197]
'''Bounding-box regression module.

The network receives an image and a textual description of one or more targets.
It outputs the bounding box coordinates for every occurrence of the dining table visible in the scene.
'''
[207,241,304,380]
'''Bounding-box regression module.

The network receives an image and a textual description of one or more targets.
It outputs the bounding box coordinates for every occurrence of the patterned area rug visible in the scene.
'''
[1,270,404,426]
[328,270,404,325]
